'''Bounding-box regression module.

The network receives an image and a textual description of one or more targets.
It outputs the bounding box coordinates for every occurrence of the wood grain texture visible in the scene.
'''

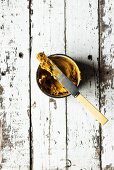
[0,0,30,169]
[31,0,66,169]
[65,0,101,169]
[0,0,114,169]
[99,0,114,169]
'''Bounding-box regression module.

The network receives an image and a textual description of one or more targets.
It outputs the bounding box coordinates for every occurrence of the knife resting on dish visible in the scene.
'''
[37,52,108,125]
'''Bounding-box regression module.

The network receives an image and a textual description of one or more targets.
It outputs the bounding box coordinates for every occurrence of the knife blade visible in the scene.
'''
[37,52,108,125]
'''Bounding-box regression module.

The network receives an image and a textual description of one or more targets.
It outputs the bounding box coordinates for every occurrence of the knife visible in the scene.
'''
[37,52,108,125]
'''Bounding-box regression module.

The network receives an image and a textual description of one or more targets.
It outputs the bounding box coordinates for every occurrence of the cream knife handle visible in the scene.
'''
[76,94,108,125]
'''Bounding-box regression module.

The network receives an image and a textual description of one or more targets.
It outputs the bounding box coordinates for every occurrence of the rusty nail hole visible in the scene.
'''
[66,159,72,167]
[19,52,24,58]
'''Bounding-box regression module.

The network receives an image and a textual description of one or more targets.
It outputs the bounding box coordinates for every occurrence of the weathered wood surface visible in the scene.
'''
[99,0,114,169]
[31,0,66,169]
[0,0,114,169]
[66,0,100,169]
[0,0,30,169]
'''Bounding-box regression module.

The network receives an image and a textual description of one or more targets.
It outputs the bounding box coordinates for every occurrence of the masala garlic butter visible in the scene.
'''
[37,52,81,97]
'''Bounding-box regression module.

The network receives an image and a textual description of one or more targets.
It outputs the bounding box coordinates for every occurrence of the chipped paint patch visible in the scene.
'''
[104,164,114,170]
[49,98,57,109]
[0,97,4,110]
[27,109,30,118]
[92,134,102,159]
[100,0,112,42]
[89,3,92,8]
[31,101,36,108]
[0,120,2,163]
[0,85,4,111]
[0,85,4,95]
[99,59,114,108]
[2,113,13,149]
[43,0,46,3]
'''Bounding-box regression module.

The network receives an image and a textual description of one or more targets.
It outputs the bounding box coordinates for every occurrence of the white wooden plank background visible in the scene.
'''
[31,0,66,169]
[0,0,114,169]
[0,0,30,169]
[66,0,100,169]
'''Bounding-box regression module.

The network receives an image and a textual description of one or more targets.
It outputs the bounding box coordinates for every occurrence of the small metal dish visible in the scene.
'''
[36,54,81,98]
